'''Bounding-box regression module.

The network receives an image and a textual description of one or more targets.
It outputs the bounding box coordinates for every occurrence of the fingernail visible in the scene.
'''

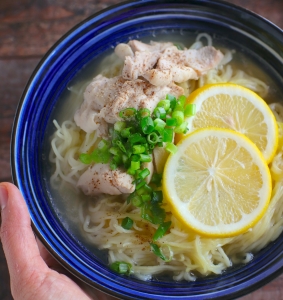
[0,184,8,209]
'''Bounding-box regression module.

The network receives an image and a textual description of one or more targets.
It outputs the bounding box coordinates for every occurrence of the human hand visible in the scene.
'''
[0,182,116,300]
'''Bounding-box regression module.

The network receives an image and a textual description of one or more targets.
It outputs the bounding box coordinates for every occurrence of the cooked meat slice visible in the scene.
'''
[115,43,134,60]
[74,110,108,136]
[83,75,125,111]
[143,69,172,86]
[74,75,125,134]
[75,73,184,132]
[157,46,224,80]
[122,51,160,80]
[120,42,223,85]
[100,79,183,124]
[128,40,174,53]
[182,46,224,75]
[77,163,135,195]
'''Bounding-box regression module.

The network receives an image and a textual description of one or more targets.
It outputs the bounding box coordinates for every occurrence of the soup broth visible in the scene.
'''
[43,30,283,281]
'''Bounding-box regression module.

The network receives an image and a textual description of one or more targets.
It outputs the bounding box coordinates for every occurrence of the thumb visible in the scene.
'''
[0,183,49,292]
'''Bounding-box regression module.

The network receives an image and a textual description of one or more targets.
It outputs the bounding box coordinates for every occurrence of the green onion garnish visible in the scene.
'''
[137,108,151,119]
[141,116,154,134]
[153,221,172,241]
[157,99,171,111]
[165,142,178,154]
[79,153,92,164]
[163,128,174,142]
[138,168,150,179]
[119,108,137,119]
[153,107,166,119]
[172,110,184,126]
[152,190,163,203]
[184,103,196,117]
[147,132,161,144]
[110,261,132,275]
[114,121,126,132]
[166,118,177,127]
[121,217,134,230]
[150,243,172,262]
[139,154,152,162]
[132,145,146,154]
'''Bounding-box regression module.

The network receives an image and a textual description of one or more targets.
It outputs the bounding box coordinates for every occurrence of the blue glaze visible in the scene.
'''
[11,0,283,299]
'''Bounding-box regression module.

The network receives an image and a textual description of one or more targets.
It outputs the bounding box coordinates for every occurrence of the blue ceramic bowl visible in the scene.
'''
[11,0,283,299]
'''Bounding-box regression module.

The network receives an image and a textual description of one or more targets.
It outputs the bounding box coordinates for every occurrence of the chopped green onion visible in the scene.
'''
[166,94,176,101]
[136,179,146,190]
[132,195,143,207]
[173,103,184,112]
[90,149,110,164]
[150,243,172,262]
[129,133,146,145]
[116,140,127,153]
[136,184,152,195]
[79,153,92,164]
[163,128,174,142]
[130,160,140,171]
[153,107,166,119]
[138,168,150,179]
[166,142,178,154]
[97,139,110,151]
[139,154,152,162]
[174,121,188,134]
[142,201,165,225]
[121,217,134,230]
[150,174,162,187]
[119,108,136,119]
[132,145,146,154]
[166,94,177,110]
[122,154,129,164]
[172,110,184,126]
[110,261,132,275]
[109,147,122,156]
[114,121,126,132]
[141,194,151,202]
[127,168,136,175]
[153,221,172,241]
[178,95,187,106]
[154,118,166,132]
[147,132,161,144]
[157,100,171,111]
[112,154,122,165]
[110,161,117,170]
[141,116,154,134]
[121,127,132,138]
[152,190,163,203]
[137,108,151,119]
[166,118,177,127]
[184,103,196,117]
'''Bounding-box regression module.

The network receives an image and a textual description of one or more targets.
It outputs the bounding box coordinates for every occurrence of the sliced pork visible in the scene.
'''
[77,163,135,195]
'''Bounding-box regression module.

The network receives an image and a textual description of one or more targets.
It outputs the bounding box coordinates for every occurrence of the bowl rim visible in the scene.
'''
[11,0,283,299]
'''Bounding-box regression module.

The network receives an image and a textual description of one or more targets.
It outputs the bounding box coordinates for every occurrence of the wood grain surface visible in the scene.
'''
[0,0,283,299]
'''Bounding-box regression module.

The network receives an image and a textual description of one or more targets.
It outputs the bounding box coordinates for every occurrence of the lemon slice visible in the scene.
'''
[178,83,278,163]
[163,128,272,238]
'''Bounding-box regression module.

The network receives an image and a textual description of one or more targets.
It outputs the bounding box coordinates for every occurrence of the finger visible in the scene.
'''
[36,238,76,276]
[36,238,58,268]
[0,183,49,286]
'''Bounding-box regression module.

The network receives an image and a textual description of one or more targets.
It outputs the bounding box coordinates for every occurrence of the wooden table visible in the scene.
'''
[0,0,283,299]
